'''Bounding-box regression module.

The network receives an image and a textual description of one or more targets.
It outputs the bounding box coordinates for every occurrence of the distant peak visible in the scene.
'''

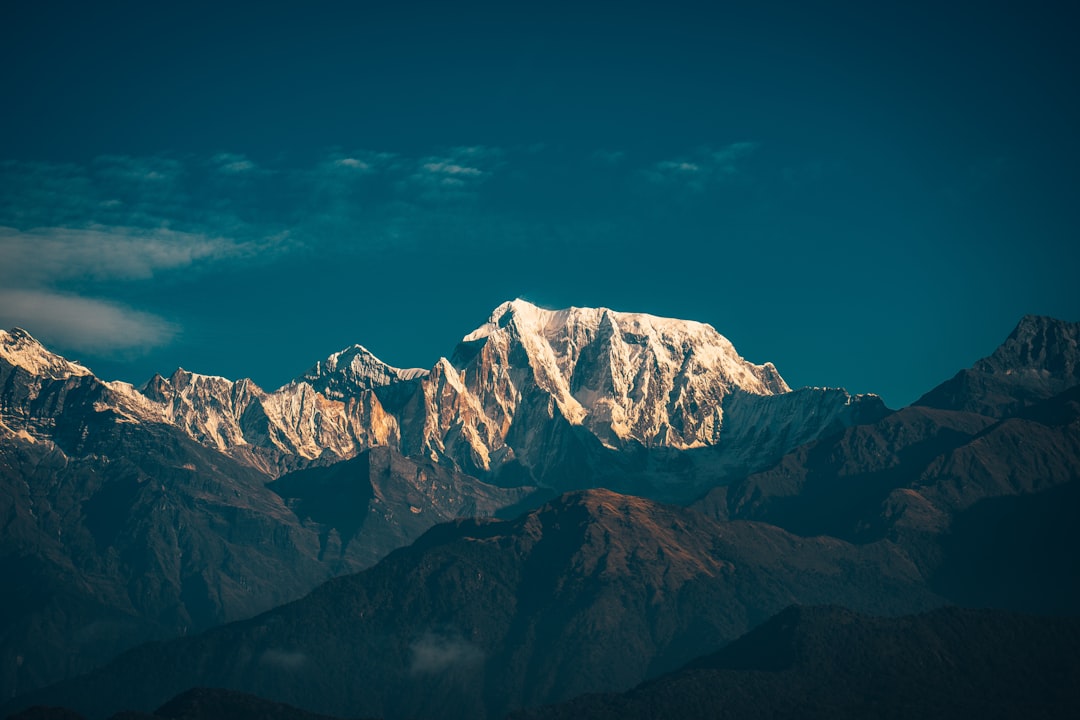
[296,342,428,399]
[7,327,35,341]
[460,300,791,396]
[466,299,724,343]
[544,488,666,517]
[0,327,92,379]
[980,315,1080,375]
[463,299,539,342]
[1012,314,1065,333]
[168,367,234,384]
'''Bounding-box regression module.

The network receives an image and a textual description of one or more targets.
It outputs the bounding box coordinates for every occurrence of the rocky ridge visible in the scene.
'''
[8,489,941,720]
[1,301,887,491]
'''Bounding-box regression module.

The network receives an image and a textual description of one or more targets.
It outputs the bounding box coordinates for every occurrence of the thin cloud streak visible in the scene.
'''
[0,289,177,356]
[643,141,759,190]
[0,226,255,284]
[0,143,761,358]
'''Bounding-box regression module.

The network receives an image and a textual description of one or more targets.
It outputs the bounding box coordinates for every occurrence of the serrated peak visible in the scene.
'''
[296,343,428,400]
[978,315,1079,376]
[0,327,92,379]
[461,300,790,396]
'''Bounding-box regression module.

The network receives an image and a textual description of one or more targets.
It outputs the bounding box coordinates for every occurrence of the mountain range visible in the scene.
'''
[2,303,1078,718]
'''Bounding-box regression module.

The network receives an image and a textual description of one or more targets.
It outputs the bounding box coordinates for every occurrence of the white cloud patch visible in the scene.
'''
[656,161,701,173]
[212,152,257,174]
[408,631,483,675]
[335,157,371,170]
[93,154,184,184]
[644,141,759,190]
[0,289,177,355]
[0,223,289,357]
[403,146,503,200]
[0,226,250,284]
[422,162,484,185]
[0,142,764,359]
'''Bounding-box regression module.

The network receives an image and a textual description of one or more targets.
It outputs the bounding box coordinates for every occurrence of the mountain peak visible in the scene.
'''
[463,299,789,391]
[0,327,92,379]
[296,343,427,399]
[914,314,1079,417]
[979,315,1080,377]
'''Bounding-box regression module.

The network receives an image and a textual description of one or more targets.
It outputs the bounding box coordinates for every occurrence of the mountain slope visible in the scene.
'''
[296,344,427,400]
[513,605,1080,720]
[0,331,530,699]
[914,315,1080,417]
[706,395,1080,539]
[399,300,887,491]
[5,299,889,494]
[693,316,1080,613]
[6,687,373,720]
[9,489,942,720]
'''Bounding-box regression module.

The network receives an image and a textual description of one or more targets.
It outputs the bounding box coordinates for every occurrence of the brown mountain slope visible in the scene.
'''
[512,605,1080,720]
[914,314,1080,417]
[0,390,527,700]
[7,489,942,720]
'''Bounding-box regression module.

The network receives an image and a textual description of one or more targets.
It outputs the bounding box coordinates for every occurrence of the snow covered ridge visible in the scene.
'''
[297,344,429,400]
[0,327,92,379]
[447,299,793,450]
[0,302,885,481]
[408,299,883,478]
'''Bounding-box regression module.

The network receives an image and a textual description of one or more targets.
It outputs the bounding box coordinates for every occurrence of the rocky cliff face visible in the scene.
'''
[0,305,893,699]
[4,311,1078,716]
[142,368,404,475]
[914,315,1080,417]
[0,328,530,699]
[400,300,887,485]
[13,489,940,720]
[3,300,887,491]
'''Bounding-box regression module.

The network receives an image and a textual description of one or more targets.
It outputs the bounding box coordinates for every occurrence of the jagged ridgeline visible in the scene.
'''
[0,300,886,699]
[3,299,888,491]
[2,304,1078,714]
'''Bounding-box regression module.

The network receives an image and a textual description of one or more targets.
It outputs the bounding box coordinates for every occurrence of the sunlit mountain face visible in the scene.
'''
[3,311,1080,719]
[2,3,1078,718]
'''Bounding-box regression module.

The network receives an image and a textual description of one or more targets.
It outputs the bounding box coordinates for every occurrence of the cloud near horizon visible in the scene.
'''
[0,224,287,356]
[0,288,178,355]
[0,225,259,283]
[0,143,762,357]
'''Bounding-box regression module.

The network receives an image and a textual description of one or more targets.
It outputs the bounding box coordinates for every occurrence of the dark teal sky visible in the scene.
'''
[1,0,1076,407]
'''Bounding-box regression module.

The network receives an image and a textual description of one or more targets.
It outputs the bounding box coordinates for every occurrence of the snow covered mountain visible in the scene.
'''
[2,301,886,491]
[915,314,1080,417]
[399,300,886,488]
[141,368,401,475]
[297,344,428,399]
[0,327,529,698]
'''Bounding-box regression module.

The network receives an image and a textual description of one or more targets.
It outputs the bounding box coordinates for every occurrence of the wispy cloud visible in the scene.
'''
[335,157,371,170]
[212,152,257,174]
[0,154,294,356]
[0,225,266,356]
[0,288,177,355]
[0,142,762,357]
[403,146,503,201]
[408,631,483,675]
[644,141,759,191]
[0,225,259,283]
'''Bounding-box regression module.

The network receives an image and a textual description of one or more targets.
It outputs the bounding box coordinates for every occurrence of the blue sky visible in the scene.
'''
[1,0,1076,407]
